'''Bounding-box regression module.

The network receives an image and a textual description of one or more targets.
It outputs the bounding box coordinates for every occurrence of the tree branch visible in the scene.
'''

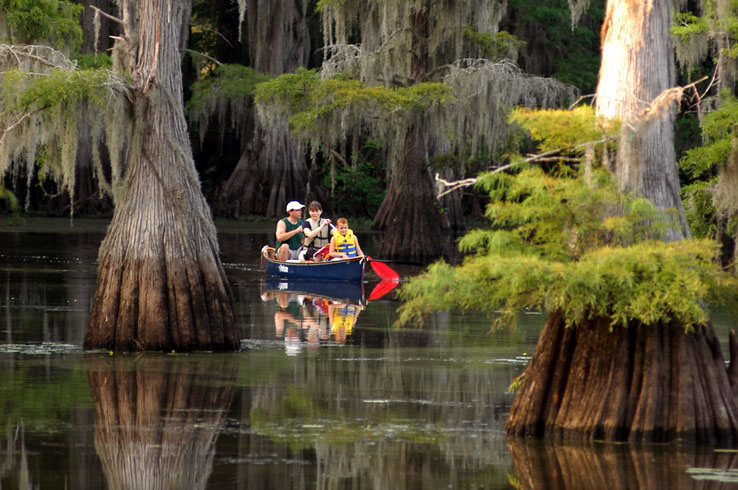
[183,48,221,66]
[89,5,125,27]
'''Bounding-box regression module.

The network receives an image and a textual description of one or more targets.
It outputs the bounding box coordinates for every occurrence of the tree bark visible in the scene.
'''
[506,312,738,444]
[595,0,689,241]
[84,0,239,352]
[372,124,448,261]
[214,0,310,219]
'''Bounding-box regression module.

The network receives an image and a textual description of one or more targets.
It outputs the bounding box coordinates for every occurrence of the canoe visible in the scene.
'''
[261,246,365,282]
[263,278,365,304]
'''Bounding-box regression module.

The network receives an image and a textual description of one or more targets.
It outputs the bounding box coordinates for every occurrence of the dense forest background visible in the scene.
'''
[1,0,606,223]
[0,0,729,260]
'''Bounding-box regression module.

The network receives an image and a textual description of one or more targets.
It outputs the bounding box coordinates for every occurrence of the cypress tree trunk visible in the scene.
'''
[84,0,239,351]
[373,124,447,261]
[595,0,689,241]
[214,0,310,219]
[507,0,737,443]
[506,312,738,443]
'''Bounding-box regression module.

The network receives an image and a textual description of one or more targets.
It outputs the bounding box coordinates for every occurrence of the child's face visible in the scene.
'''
[338,223,348,235]
[309,207,322,219]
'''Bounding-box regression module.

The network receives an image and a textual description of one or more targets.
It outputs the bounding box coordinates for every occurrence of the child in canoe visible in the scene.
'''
[328,217,364,259]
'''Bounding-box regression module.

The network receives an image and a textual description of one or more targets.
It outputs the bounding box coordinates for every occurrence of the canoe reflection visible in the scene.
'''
[86,355,236,490]
[261,279,365,352]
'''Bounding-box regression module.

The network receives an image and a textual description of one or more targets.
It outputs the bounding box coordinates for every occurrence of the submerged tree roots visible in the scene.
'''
[507,311,738,445]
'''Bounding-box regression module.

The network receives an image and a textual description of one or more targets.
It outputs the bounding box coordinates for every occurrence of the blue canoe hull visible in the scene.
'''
[261,246,365,281]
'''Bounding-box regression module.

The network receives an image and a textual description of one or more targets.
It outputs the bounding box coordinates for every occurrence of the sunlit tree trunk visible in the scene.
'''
[84,0,239,352]
[214,0,310,218]
[595,0,689,240]
[507,0,738,443]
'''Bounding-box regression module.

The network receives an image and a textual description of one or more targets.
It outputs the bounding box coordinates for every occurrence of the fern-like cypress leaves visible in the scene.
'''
[398,108,738,331]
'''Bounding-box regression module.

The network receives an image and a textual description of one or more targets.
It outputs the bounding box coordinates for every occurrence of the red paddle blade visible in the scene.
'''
[367,256,399,281]
[368,279,399,300]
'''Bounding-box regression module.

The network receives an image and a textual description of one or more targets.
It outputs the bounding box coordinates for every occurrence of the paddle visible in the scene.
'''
[366,256,399,282]
[315,223,401,281]
[368,279,399,300]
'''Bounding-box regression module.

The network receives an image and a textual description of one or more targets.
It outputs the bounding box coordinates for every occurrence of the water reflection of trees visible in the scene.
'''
[86,354,237,490]
[242,346,517,488]
[508,438,738,489]
[0,423,35,489]
[0,232,100,345]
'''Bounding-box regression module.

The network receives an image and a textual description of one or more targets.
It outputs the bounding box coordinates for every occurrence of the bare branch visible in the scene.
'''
[330,149,348,167]
[183,48,221,66]
[434,137,612,199]
[89,5,125,27]
[189,23,233,47]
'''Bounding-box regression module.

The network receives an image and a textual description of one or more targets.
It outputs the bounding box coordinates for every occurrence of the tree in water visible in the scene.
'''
[0,1,239,351]
[256,0,576,260]
[399,0,738,443]
[84,0,239,351]
[399,105,738,443]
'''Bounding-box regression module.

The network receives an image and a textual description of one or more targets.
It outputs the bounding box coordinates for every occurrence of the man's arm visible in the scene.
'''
[276,220,303,242]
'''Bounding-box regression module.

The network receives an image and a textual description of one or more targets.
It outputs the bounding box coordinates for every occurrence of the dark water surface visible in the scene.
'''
[1,219,737,489]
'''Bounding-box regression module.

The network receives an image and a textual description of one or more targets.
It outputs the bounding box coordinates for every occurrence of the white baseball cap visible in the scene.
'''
[286,200,304,212]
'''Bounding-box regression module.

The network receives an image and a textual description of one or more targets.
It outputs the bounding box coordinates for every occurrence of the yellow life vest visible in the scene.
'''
[332,229,358,257]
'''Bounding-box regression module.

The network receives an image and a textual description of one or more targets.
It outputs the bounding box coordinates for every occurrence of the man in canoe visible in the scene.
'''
[276,200,306,261]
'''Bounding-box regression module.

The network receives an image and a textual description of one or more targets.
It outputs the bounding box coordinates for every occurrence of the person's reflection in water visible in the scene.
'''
[272,292,322,356]
[86,355,237,490]
[328,301,363,344]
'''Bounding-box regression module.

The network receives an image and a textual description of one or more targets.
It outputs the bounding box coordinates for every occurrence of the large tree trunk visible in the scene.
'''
[214,0,310,219]
[595,0,689,241]
[372,124,448,261]
[506,312,738,443]
[505,0,723,444]
[84,0,239,351]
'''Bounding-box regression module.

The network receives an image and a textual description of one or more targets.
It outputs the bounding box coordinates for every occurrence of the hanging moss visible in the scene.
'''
[0,46,116,213]
[187,63,273,144]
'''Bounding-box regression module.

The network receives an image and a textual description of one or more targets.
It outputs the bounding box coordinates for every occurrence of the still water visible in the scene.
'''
[0,218,737,489]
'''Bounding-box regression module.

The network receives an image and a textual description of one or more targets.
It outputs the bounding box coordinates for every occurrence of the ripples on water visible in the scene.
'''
[0,219,736,489]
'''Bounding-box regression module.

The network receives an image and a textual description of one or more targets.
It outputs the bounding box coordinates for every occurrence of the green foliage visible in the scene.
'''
[672,11,708,42]
[398,109,738,331]
[463,27,525,60]
[255,68,453,134]
[0,0,83,49]
[679,92,738,238]
[187,63,272,114]
[511,105,619,152]
[323,139,386,216]
[0,184,19,213]
[507,0,603,94]
[1,67,108,116]
[71,52,112,70]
